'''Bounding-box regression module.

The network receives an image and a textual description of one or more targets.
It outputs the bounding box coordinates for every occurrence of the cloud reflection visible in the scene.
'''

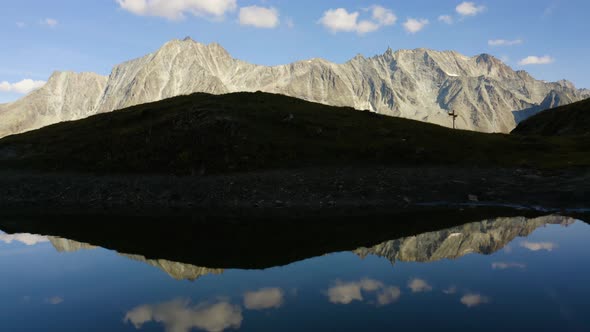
[521,241,557,251]
[327,278,400,306]
[0,233,49,246]
[492,262,526,270]
[460,293,490,308]
[408,278,433,293]
[376,286,401,305]
[125,299,242,332]
[46,296,64,305]
[442,286,457,295]
[243,288,284,310]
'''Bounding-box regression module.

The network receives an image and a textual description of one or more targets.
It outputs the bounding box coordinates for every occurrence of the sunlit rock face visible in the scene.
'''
[0,72,107,138]
[354,215,575,264]
[1,39,587,138]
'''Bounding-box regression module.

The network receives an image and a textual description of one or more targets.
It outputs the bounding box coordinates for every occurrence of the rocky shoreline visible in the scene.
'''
[1,166,588,218]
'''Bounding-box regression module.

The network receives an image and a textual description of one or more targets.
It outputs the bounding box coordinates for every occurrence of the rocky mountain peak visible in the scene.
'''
[0,38,586,138]
[556,79,576,90]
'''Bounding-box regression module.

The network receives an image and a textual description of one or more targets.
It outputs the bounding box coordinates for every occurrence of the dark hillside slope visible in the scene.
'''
[512,97,590,136]
[0,92,588,174]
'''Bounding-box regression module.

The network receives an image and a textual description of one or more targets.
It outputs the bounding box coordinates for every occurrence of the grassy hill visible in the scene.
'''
[0,91,588,174]
[512,97,590,136]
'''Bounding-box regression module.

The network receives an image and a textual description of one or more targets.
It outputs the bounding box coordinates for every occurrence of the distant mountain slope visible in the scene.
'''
[1,92,589,174]
[0,72,107,138]
[512,98,590,136]
[0,38,588,138]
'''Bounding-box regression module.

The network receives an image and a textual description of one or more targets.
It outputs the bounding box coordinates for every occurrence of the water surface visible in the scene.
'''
[1,214,589,331]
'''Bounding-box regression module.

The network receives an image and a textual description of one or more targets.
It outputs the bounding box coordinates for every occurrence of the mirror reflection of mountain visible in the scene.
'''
[48,236,98,252]
[354,215,575,264]
[120,254,224,281]
[46,236,224,281]
[2,214,580,280]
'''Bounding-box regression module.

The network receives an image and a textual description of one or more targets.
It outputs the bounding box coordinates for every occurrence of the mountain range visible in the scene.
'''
[1,37,588,138]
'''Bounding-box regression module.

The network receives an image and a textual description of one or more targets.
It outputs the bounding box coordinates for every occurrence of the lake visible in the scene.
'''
[1,213,589,331]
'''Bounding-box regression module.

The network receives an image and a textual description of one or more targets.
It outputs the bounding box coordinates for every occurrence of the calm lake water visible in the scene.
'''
[1,214,589,331]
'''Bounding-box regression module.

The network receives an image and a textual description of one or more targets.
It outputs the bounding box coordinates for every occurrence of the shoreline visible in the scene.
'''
[1,166,588,218]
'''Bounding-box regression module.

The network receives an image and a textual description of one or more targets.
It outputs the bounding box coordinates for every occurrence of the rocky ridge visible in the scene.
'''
[1,38,588,138]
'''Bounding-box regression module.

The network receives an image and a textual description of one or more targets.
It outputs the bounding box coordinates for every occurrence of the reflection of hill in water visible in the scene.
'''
[37,215,577,278]
[354,215,575,264]
[47,237,224,281]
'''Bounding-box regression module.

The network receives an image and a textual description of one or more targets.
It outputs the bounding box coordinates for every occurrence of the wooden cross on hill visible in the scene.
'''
[448,111,458,129]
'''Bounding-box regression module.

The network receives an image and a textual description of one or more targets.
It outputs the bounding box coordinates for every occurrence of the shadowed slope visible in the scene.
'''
[0,91,589,174]
[512,98,590,136]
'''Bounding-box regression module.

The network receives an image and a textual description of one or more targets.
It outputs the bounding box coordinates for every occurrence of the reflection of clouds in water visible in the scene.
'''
[125,299,242,332]
[46,296,64,305]
[327,278,400,305]
[442,286,457,295]
[521,241,557,251]
[0,233,48,246]
[327,281,367,304]
[460,293,489,308]
[376,286,401,305]
[243,288,284,310]
[408,278,432,293]
[492,262,526,270]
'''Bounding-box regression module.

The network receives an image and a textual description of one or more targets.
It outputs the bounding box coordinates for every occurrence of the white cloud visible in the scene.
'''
[41,18,58,27]
[520,240,557,250]
[243,288,284,310]
[125,299,242,332]
[371,5,397,26]
[319,8,359,33]
[518,56,555,66]
[491,262,526,270]
[116,0,237,20]
[239,6,279,29]
[403,18,429,34]
[456,2,486,16]
[408,278,432,293]
[460,293,489,307]
[319,6,396,35]
[0,79,46,94]
[0,233,49,246]
[488,39,523,46]
[16,22,26,28]
[438,15,453,24]
[356,20,380,34]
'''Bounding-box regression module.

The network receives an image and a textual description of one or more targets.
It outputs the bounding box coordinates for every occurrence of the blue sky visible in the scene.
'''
[1,0,588,103]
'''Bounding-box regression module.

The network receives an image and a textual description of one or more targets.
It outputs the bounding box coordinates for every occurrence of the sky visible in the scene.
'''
[1,0,588,103]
